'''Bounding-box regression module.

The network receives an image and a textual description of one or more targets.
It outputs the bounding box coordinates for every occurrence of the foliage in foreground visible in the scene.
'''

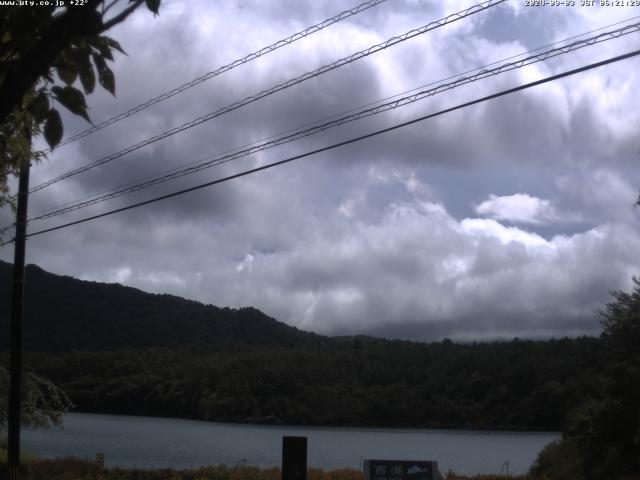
[0,1,161,212]
[528,439,583,480]
[10,458,526,480]
[0,366,73,445]
[529,278,640,480]
[444,475,526,480]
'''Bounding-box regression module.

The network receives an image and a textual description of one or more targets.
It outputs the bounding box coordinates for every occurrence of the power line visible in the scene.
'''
[33,0,504,192]
[50,0,390,150]
[10,13,640,228]
[23,14,640,222]
[29,0,506,194]
[9,47,638,243]
[27,20,640,222]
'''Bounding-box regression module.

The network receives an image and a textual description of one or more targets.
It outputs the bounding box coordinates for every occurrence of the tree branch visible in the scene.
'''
[99,0,144,33]
[102,0,121,16]
[0,0,147,126]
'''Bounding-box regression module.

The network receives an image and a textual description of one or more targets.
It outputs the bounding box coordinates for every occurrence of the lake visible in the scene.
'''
[23,413,558,476]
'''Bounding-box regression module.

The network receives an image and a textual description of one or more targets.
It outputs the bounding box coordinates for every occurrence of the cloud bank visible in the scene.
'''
[1,0,639,341]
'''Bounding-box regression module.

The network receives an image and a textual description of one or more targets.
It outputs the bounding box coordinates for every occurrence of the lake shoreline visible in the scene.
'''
[67,409,560,435]
[23,412,558,475]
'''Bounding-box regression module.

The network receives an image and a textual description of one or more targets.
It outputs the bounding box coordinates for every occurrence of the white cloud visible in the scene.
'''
[191,197,640,339]
[460,217,552,248]
[474,193,557,224]
[236,253,255,273]
[107,267,132,284]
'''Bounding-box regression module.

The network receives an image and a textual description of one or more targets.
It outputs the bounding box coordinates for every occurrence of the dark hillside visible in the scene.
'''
[0,261,607,431]
[0,261,320,351]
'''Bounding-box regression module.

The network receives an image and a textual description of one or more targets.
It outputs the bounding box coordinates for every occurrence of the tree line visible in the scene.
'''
[11,336,603,432]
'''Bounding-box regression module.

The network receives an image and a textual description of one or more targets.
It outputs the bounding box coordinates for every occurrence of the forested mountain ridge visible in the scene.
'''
[0,261,320,351]
[0,261,607,432]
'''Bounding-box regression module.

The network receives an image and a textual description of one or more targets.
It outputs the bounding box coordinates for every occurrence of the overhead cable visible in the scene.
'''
[50,0,390,150]
[27,20,640,222]
[29,0,506,194]
[6,47,636,244]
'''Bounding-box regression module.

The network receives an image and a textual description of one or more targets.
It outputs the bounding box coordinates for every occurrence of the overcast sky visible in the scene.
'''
[2,0,640,341]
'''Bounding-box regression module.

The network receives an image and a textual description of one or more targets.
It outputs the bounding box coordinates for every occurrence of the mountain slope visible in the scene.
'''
[0,261,320,351]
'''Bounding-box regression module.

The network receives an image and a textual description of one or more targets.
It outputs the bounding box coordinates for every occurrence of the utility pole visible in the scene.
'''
[5,152,31,480]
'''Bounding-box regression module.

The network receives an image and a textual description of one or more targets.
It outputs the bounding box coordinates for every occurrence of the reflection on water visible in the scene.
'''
[23,413,558,475]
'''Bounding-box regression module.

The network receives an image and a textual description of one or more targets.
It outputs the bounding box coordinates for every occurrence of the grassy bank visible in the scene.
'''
[7,457,527,480]
[0,449,38,463]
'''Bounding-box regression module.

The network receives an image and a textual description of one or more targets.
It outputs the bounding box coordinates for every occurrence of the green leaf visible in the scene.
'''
[145,0,161,14]
[101,37,126,55]
[65,45,85,65]
[31,92,50,124]
[99,65,115,96]
[92,54,115,96]
[64,45,94,94]
[56,63,77,86]
[89,37,113,60]
[78,62,95,94]
[52,85,91,123]
[44,109,63,149]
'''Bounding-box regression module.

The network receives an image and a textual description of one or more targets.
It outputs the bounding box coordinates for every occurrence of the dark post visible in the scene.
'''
[282,436,307,480]
[6,160,31,480]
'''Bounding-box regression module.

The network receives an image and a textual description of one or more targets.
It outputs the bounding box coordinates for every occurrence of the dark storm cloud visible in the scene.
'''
[2,0,640,341]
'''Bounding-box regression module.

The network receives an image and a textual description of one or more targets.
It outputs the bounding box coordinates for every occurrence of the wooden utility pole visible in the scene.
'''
[5,157,30,480]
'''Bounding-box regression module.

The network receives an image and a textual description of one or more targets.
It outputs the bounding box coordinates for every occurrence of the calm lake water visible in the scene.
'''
[23,413,558,476]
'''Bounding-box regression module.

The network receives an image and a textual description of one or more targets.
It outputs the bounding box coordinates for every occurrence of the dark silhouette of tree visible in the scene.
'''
[0,0,161,209]
[531,278,640,480]
[0,366,73,449]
